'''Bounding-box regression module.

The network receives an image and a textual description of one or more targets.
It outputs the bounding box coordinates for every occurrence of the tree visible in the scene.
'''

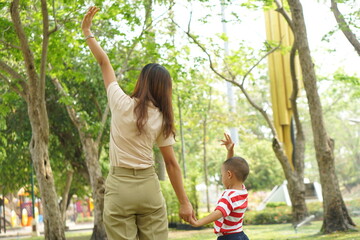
[0,0,65,238]
[0,73,91,224]
[173,1,309,223]
[286,0,356,233]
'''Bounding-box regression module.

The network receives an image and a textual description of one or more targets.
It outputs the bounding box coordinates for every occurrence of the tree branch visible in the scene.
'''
[173,19,231,82]
[0,39,21,50]
[51,77,85,131]
[241,46,279,86]
[48,0,58,36]
[331,0,360,56]
[0,59,28,98]
[120,1,174,76]
[95,105,109,146]
[10,0,38,97]
[187,10,193,33]
[39,0,50,99]
[274,0,295,32]
[0,72,28,101]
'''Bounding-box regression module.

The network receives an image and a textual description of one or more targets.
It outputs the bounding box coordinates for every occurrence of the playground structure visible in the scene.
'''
[0,192,42,231]
[0,190,95,233]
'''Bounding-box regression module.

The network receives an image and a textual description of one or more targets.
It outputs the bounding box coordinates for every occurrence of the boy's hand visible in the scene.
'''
[221,133,234,152]
[189,218,200,227]
[221,133,234,159]
[81,6,100,34]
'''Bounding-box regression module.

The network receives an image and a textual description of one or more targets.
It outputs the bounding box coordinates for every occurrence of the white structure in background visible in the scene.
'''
[257,179,323,210]
[196,182,222,211]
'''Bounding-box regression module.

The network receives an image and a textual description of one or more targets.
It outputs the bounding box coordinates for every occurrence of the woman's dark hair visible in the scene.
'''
[130,63,175,138]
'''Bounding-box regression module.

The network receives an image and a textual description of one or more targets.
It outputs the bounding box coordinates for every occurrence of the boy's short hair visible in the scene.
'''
[223,156,249,182]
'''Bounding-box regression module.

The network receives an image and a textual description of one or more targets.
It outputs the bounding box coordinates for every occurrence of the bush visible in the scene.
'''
[244,206,292,225]
[266,202,288,208]
[306,201,323,220]
[244,199,360,225]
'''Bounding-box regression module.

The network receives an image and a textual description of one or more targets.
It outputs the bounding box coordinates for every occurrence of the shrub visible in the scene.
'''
[244,206,292,225]
[244,199,360,225]
[266,202,287,208]
[306,201,323,220]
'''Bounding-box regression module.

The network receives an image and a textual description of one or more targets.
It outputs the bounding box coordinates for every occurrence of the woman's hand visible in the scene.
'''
[179,202,197,223]
[81,6,100,34]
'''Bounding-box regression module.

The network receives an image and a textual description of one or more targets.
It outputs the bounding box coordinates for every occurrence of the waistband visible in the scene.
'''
[110,166,155,176]
[217,231,246,240]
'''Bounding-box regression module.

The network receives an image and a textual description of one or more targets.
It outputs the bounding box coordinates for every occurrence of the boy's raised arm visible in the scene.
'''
[221,133,234,159]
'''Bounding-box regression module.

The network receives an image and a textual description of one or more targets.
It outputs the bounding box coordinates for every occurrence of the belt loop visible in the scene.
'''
[133,169,137,176]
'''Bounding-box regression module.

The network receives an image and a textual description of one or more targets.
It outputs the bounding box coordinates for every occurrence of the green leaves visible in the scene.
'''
[334,72,360,85]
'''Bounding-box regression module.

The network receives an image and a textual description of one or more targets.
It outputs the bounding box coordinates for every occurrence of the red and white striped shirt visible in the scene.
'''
[214,186,248,236]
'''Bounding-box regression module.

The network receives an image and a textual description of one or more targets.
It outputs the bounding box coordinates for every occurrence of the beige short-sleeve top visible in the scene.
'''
[106,81,175,169]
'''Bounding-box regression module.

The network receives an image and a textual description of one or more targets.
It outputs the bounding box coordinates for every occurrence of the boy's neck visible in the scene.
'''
[226,181,244,190]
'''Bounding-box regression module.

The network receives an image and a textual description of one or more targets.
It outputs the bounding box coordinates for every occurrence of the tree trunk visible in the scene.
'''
[203,119,210,213]
[203,87,212,213]
[60,169,74,225]
[81,137,106,240]
[177,95,187,178]
[28,103,65,239]
[272,138,307,224]
[287,0,356,233]
[290,120,308,223]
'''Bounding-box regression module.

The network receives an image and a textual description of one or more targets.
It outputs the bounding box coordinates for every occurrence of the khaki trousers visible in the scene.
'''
[103,166,168,240]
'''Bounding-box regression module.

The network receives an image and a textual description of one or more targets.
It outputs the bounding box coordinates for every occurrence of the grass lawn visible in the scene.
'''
[19,217,360,240]
[169,217,360,240]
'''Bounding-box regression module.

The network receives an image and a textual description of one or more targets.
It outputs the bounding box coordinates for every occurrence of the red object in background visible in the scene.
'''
[75,200,83,213]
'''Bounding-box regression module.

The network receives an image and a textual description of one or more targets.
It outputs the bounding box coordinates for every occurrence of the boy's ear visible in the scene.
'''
[227,170,232,179]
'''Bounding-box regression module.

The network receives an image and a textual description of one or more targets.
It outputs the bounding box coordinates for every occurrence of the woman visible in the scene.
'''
[81,6,195,240]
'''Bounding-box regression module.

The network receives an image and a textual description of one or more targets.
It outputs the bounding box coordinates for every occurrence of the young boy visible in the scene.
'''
[190,133,250,240]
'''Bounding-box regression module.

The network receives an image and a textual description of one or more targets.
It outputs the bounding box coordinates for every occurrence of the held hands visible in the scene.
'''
[189,219,200,228]
[179,202,197,224]
[81,6,100,34]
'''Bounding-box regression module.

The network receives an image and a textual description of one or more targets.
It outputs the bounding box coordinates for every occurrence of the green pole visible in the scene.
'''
[30,162,39,236]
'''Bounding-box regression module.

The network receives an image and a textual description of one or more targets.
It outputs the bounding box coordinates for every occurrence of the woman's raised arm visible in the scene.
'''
[81,6,116,89]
